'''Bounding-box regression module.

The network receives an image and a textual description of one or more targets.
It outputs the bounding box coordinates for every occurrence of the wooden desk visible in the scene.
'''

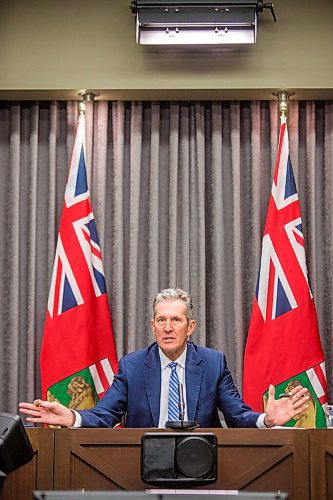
[0,427,54,500]
[309,429,333,500]
[2,427,329,500]
[53,428,309,499]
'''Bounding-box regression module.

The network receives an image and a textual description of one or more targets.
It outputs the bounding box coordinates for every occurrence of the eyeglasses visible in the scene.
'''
[155,317,186,327]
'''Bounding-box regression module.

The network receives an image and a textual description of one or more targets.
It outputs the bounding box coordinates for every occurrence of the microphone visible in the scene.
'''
[179,382,185,421]
[165,383,198,430]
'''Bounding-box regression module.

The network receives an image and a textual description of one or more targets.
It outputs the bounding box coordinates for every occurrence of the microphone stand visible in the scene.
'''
[166,383,198,430]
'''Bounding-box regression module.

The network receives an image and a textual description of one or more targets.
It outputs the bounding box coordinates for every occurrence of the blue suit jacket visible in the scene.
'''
[78,341,260,428]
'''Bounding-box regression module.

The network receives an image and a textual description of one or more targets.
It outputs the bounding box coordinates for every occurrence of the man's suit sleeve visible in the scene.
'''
[76,357,128,428]
[217,353,261,428]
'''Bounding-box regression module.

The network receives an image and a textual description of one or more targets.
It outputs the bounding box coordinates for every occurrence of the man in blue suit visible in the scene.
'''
[20,288,309,428]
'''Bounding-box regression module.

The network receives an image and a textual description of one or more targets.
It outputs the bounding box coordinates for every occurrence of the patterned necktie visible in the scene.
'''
[168,361,180,421]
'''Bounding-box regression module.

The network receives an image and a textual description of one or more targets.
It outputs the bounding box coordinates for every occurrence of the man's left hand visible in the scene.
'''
[263,384,309,428]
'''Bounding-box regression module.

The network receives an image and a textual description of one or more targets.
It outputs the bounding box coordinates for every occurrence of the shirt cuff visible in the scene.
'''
[72,410,82,427]
[256,413,268,428]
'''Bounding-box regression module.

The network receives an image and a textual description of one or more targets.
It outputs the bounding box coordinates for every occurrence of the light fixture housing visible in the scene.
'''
[130,1,275,46]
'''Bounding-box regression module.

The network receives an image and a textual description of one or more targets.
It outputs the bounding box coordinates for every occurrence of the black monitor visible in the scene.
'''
[34,494,160,500]
[33,492,289,500]
[0,412,34,475]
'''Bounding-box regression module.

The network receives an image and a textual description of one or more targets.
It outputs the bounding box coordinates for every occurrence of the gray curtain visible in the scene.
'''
[0,99,332,413]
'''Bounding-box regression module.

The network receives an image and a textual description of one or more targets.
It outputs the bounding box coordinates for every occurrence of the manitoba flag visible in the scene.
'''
[243,118,327,428]
[40,113,118,410]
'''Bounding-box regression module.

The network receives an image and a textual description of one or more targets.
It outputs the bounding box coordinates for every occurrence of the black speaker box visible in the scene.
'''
[0,413,34,474]
[141,432,217,488]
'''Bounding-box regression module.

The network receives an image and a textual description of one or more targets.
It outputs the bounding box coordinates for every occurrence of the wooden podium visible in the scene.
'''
[1,427,332,500]
[53,428,309,496]
[309,428,333,499]
[0,427,54,500]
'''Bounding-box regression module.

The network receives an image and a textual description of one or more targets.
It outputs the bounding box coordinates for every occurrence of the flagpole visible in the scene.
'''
[78,90,98,116]
[77,91,97,190]
[273,90,295,124]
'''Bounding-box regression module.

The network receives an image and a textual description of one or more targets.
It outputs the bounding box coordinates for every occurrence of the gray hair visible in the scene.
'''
[152,288,194,321]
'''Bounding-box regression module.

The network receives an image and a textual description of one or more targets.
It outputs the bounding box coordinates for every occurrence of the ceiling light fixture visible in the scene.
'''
[130,1,276,46]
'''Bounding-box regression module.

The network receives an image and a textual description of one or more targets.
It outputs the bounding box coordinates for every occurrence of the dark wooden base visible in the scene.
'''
[1,427,332,500]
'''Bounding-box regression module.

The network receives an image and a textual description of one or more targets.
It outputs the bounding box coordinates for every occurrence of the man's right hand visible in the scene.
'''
[19,400,75,427]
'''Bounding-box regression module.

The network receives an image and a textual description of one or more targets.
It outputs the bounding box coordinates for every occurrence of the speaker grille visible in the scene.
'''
[175,436,214,478]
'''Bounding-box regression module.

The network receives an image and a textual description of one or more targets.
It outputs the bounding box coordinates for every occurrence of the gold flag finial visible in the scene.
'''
[273,91,295,121]
[77,91,98,117]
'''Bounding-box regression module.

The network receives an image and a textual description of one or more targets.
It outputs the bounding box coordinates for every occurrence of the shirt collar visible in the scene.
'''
[159,345,187,371]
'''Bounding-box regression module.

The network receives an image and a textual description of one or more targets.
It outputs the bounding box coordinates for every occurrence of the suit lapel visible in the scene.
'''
[185,342,203,421]
[144,343,161,427]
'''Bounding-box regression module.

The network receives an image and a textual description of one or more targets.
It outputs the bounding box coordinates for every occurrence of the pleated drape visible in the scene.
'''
[0,100,332,413]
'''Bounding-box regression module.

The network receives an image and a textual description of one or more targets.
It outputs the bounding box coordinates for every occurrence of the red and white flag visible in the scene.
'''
[243,118,327,427]
[40,113,118,410]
